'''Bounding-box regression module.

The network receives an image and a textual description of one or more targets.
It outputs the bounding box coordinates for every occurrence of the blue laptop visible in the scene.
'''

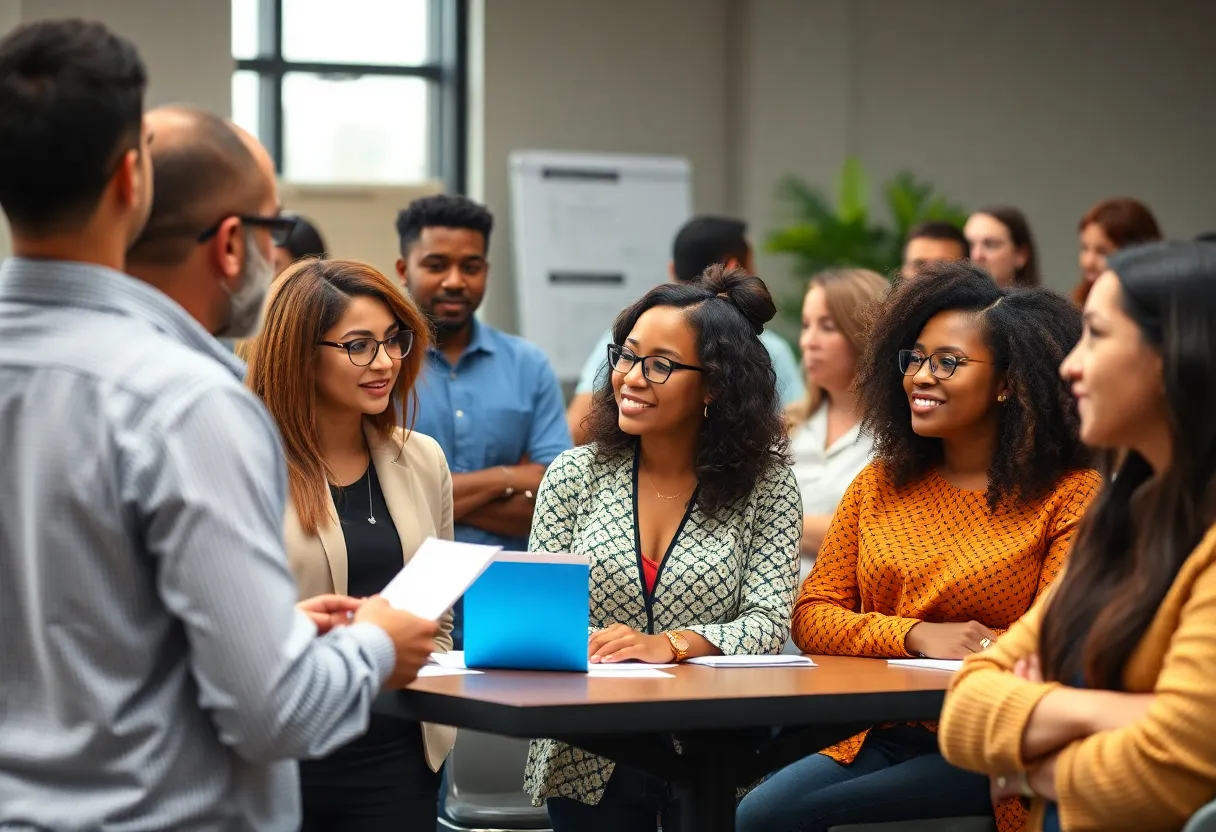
[463,551,590,672]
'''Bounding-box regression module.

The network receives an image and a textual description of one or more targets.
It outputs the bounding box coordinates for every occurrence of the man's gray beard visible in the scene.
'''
[216,230,275,340]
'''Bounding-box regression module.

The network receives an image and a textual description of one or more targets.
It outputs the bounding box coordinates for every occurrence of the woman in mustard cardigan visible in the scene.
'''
[939,241,1216,830]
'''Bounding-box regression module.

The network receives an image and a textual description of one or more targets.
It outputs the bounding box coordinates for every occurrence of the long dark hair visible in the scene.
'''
[856,260,1090,510]
[1040,241,1216,689]
[584,265,790,516]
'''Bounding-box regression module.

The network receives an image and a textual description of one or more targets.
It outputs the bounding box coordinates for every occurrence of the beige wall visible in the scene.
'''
[741,0,1216,309]
[2,0,1214,324]
[17,0,231,113]
[0,0,232,257]
[476,0,736,331]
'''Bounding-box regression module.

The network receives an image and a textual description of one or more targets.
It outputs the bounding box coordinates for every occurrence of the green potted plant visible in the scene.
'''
[766,156,967,327]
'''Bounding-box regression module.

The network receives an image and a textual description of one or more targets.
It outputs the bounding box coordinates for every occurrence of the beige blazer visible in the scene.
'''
[284,423,456,771]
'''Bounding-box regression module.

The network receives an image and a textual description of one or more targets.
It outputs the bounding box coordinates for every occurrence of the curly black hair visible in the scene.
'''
[857,260,1092,510]
[584,264,791,517]
[395,193,493,254]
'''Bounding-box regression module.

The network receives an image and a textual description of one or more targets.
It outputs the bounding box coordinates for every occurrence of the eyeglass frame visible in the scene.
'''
[897,348,992,380]
[607,343,703,385]
[318,329,416,367]
[197,214,299,247]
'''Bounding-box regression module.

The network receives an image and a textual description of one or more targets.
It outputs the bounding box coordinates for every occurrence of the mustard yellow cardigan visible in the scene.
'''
[939,524,1216,831]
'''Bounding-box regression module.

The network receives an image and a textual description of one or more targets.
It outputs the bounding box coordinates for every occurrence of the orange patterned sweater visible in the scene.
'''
[793,463,1101,832]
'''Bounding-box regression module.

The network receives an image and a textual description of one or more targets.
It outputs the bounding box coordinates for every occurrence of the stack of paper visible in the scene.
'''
[685,655,817,668]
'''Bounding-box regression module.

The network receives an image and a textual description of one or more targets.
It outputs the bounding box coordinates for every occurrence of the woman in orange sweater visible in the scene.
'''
[736,261,1099,832]
[939,242,1216,831]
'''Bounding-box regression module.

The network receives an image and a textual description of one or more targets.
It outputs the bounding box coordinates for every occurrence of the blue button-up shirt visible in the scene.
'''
[413,319,572,551]
[0,258,395,831]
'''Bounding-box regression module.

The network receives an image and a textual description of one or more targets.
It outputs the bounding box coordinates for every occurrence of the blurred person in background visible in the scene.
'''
[787,268,887,577]
[964,205,1041,288]
[1073,197,1162,306]
[274,212,327,274]
[901,220,968,277]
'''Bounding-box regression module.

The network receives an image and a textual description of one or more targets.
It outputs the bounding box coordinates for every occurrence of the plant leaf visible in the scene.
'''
[836,156,868,223]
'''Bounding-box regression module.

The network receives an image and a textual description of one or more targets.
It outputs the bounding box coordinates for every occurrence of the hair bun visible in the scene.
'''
[695,263,777,334]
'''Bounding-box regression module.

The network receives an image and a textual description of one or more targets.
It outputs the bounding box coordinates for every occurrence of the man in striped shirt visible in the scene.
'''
[0,20,437,832]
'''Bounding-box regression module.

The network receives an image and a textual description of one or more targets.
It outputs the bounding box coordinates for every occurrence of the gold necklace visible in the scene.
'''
[642,466,694,500]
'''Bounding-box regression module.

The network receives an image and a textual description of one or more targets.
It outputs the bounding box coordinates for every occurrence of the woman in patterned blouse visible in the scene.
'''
[737,261,1100,832]
[525,264,803,831]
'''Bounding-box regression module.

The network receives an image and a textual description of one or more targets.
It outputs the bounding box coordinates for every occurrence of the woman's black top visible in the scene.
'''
[299,462,425,788]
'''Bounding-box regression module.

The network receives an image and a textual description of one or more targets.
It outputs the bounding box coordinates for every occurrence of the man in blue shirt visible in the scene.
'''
[564,215,805,443]
[395,195,572,643]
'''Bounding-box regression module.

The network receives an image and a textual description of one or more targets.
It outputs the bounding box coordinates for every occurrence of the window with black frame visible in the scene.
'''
[231,0,466,191]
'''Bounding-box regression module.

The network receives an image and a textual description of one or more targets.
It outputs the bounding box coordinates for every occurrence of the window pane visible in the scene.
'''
[231,0,261,59]
[282,0,429,66]
[282,73,429,184]
[231,70,262,143]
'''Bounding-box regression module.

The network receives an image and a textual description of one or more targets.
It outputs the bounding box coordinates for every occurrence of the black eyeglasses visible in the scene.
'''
[319,330,415,367]
[198,214,299,247]
[897,349,991,380]
[607,344,703,384]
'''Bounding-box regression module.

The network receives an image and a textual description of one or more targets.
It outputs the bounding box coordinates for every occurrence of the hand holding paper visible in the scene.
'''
[353,597,439,688]
[379,538,501,620]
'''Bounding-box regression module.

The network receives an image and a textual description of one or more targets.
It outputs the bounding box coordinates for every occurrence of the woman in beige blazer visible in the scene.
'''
[243,257,455,832]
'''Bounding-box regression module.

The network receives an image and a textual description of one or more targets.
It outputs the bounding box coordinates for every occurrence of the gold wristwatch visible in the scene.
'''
[664,630,690,662]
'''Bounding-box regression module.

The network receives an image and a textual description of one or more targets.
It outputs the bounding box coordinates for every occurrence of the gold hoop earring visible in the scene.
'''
[703,404,709,418]
[998,394,1008,402]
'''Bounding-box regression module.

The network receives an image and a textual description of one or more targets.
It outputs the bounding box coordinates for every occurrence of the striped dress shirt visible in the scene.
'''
[0,258,395,831]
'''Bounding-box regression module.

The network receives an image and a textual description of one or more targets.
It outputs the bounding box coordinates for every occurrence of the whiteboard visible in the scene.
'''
[509,151,693,381]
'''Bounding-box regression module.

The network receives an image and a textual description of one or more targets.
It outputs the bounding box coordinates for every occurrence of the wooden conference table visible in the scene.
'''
[379,656,953,832]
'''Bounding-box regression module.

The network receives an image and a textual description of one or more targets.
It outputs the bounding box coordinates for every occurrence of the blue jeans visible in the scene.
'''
[546,763,682,832]
[735,725,993,832]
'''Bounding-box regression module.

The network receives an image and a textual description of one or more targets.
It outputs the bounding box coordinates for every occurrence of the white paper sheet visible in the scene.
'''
[428,651,469,668]
[587,667,675,678]
[587,662,677,671]
[686,655,818,668]
[887,659,964,672]
[379,539,501,620]
[416,665,483,678]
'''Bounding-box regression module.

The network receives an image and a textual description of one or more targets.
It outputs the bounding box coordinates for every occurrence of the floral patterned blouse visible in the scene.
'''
[523,444,803,806]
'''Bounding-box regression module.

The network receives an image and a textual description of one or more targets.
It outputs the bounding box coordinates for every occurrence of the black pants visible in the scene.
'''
[299,714,440,832]
[546,762,683,832]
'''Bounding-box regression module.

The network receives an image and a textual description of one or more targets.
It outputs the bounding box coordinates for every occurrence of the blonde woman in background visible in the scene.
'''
[788,268,888,577]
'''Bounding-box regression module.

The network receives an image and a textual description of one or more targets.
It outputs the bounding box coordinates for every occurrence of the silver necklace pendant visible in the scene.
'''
[365,459,376,525]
